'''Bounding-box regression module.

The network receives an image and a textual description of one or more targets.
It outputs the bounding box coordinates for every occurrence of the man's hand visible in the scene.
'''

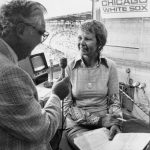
[109,125,121,140]
[52,77,70,100]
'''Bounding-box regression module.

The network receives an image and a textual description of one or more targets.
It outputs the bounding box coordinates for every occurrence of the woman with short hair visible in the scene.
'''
[64,20,122,150]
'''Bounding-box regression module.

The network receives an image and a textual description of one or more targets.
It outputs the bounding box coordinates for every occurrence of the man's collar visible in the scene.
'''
[0,38,18,65]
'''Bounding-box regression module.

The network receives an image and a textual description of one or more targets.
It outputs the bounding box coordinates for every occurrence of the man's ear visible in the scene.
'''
[16,23,25,38]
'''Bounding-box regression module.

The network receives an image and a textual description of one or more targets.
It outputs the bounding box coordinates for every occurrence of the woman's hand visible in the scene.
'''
[109,125,121,140]
[101,114,121,128]
[109,105,122,118]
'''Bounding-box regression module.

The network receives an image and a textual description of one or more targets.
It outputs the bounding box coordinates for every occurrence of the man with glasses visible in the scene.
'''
[0,0,69,150]
[23,22,49,43]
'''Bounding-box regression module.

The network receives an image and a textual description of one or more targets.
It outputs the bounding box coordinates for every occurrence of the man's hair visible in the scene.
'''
[80,20,107,50]
[0,0,47,37]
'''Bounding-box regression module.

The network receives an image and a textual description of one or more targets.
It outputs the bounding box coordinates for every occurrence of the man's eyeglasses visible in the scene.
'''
[23,22,49,43]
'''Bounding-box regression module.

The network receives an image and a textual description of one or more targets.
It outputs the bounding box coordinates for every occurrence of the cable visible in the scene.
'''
[61,99,64,130]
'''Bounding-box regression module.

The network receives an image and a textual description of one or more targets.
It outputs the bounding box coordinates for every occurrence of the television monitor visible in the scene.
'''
[29,53,48,74]
[19,52,49,84]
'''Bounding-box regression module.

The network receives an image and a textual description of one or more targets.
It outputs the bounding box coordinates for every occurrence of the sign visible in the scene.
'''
[98,0,150,18]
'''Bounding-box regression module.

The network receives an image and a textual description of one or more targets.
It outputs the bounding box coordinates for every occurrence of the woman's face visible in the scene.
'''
[77,29,98,58]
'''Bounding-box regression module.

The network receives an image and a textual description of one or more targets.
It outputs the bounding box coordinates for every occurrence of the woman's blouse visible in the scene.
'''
[64,56,121,127]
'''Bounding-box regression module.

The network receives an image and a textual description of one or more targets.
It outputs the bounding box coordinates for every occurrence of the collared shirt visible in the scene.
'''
[0,38,18,65]
[64,56,120,128]
[72,55,104,69]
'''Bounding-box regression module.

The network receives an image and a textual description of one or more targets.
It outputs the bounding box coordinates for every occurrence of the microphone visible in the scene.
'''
[59,57,67,78]
[59,57,68,130]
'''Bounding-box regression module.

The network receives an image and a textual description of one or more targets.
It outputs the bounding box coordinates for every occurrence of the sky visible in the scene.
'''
[0,0,92,18]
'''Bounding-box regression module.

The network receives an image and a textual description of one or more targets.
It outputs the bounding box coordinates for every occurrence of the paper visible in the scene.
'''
[74,128,110,150]
[74,128,150,150]
[107,132,150,150]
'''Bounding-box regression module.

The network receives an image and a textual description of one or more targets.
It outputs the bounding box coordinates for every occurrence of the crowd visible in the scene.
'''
[32,21,80,64]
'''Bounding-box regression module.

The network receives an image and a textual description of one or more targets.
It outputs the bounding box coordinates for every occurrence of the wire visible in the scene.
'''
[61,99,64,130]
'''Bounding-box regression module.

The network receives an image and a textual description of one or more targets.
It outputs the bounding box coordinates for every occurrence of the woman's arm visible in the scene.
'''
[68,106,121,128]
[107,61,122,116]
[68,106,100,126]
[108,93,122,115]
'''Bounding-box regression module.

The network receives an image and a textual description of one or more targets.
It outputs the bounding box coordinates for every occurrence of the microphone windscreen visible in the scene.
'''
[59,57,67,69]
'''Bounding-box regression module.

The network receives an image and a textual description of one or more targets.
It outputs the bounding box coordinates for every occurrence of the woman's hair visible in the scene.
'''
[80,20,107,50]
[0,0,47,37]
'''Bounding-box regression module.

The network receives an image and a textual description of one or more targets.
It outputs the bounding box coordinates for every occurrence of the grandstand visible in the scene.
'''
[32,11,92,64]
[32,43,64,66]
[46,11,92,23]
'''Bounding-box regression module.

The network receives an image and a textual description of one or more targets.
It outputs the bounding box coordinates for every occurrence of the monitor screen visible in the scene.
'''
[31,55,45,72]
[29,53,48,74]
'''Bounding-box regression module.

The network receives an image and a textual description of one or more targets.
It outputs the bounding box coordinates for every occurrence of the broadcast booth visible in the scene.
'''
[19,53,49,85]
